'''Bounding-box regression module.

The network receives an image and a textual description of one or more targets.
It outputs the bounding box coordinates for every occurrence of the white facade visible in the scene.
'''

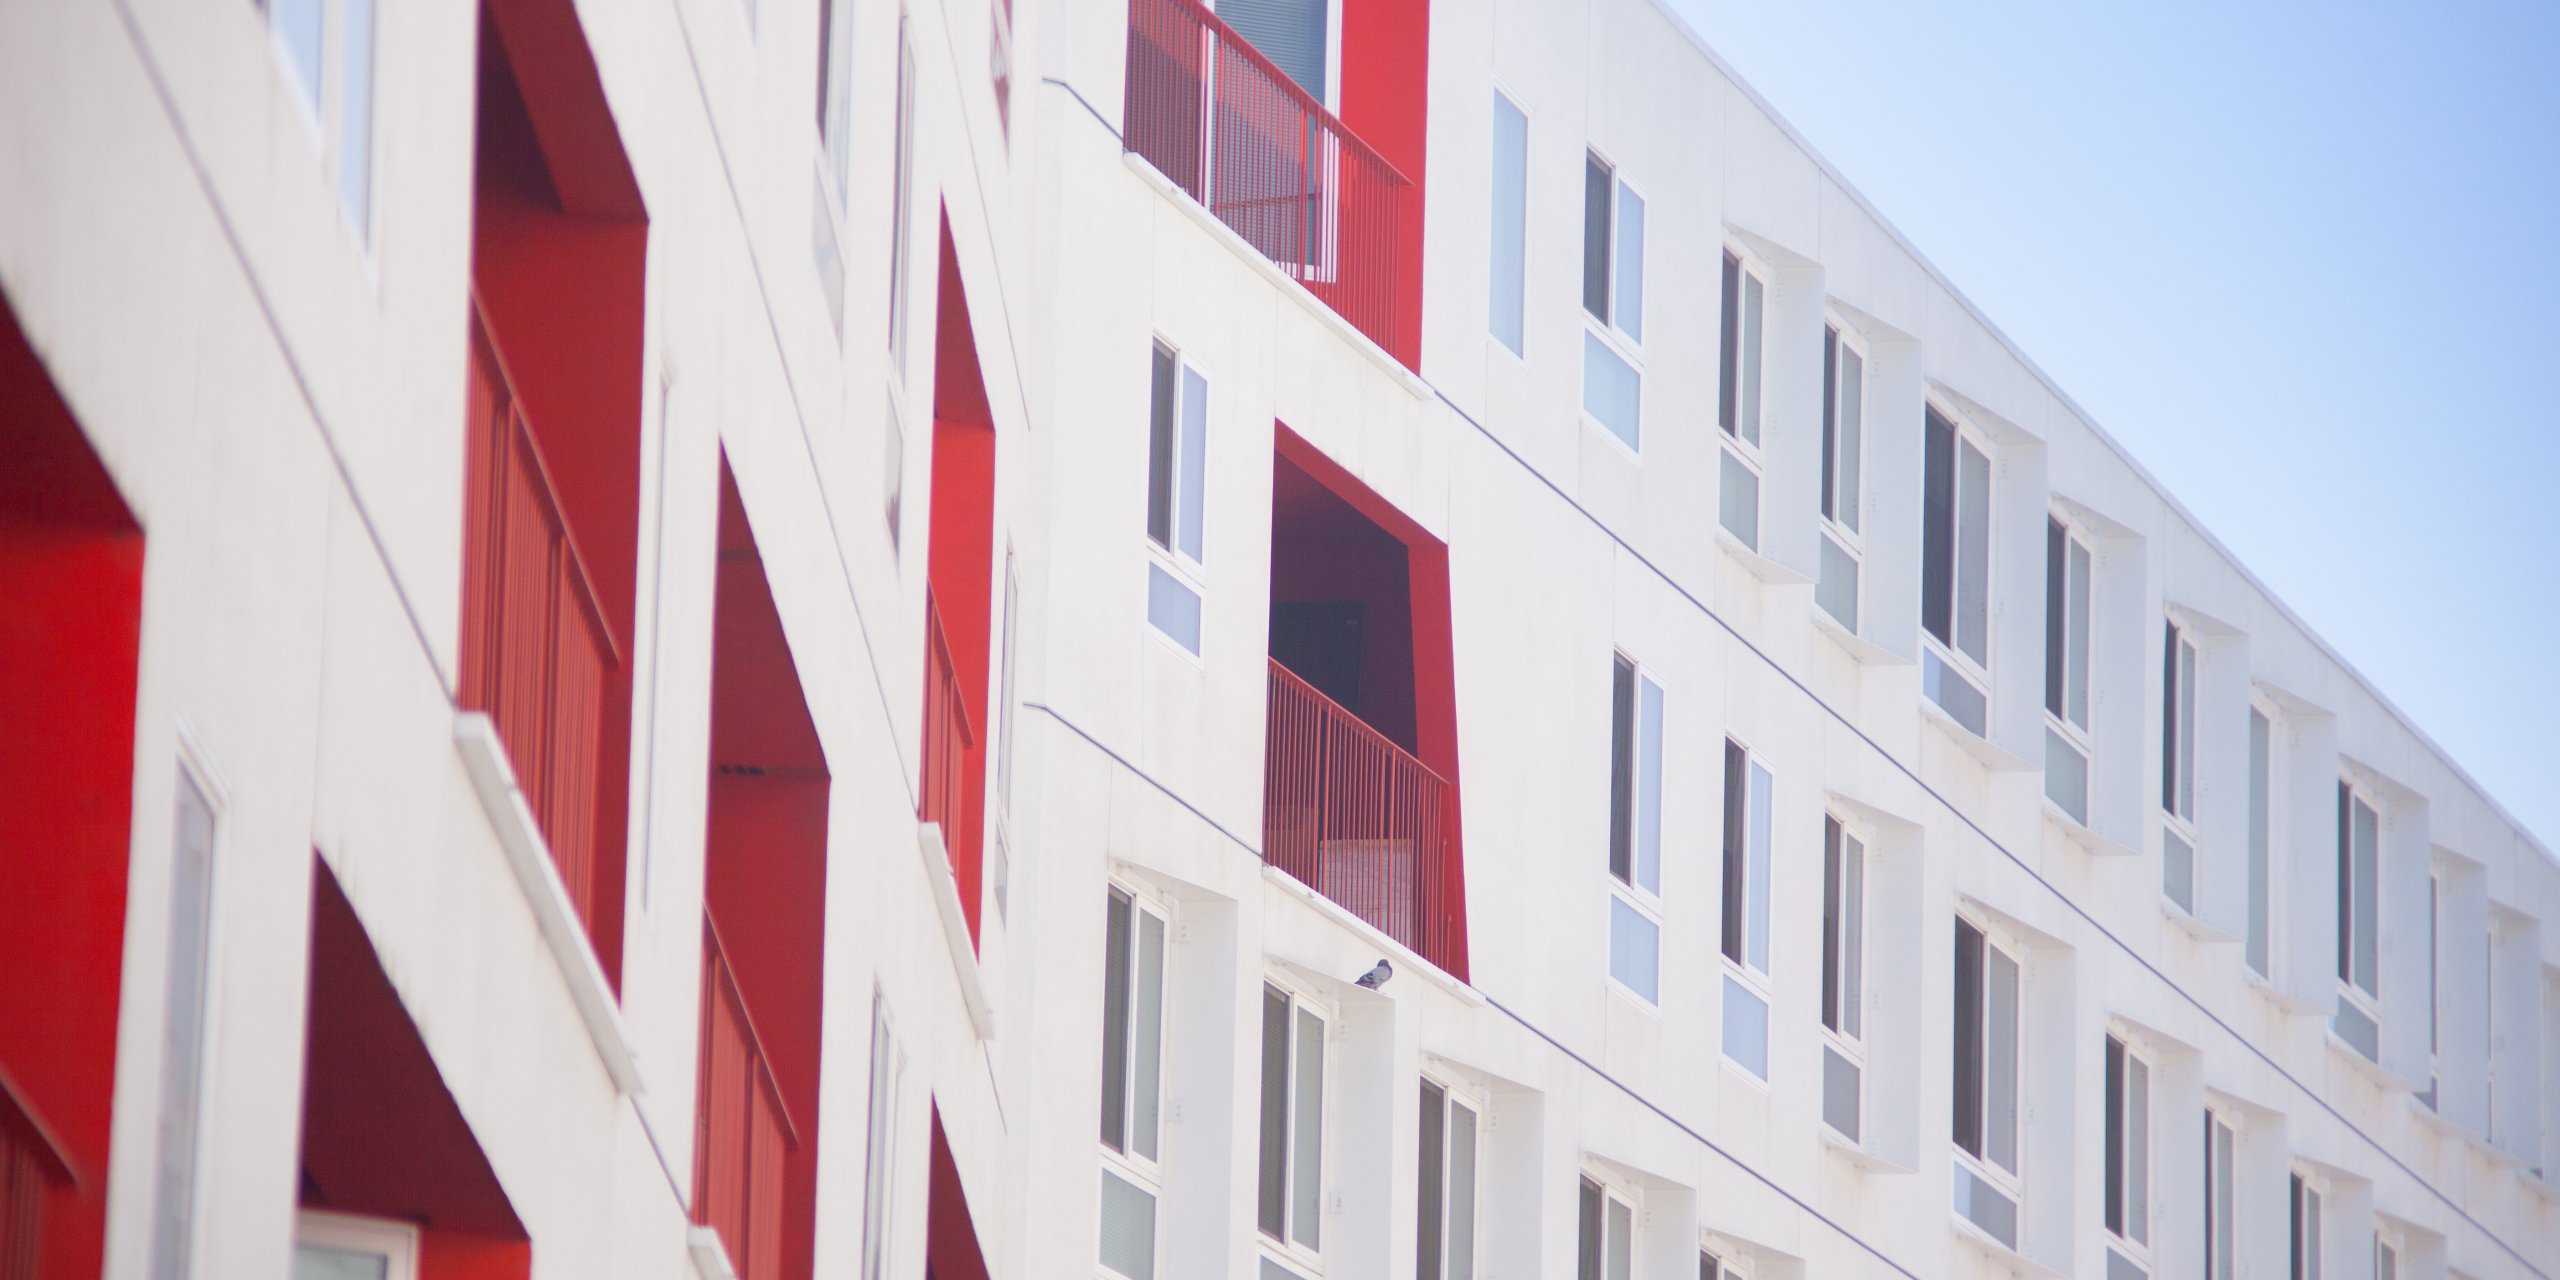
[0,0,2553,1277]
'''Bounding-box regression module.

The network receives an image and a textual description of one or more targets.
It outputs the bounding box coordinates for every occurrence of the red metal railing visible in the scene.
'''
[1122,0,1414,363]
[1263,658,1457,967]
[919,593,978,866]
[0,1070,71,1280]
[695,917,799,1280]
[461,316,618,937]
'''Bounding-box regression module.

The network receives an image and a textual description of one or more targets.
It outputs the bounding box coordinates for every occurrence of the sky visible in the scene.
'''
[1662,0,2560,850]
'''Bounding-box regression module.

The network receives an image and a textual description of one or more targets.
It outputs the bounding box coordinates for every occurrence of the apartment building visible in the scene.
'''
[0,0,2553,1276]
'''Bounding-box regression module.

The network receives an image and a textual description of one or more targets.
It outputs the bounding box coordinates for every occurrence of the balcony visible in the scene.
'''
[461,318,619,941]
[1122,0,1417,366]
[694,918,799,1280]
[1263,658,1459,966]
[1,1068,72,1276]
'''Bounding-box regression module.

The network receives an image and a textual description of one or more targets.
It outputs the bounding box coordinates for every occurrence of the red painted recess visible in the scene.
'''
[0,294,143,1280]
[1268,425,1467,979]
[1337,0,1429,367]
[696,461,830,1280]
[922,213,997,945]
[924,1111,991,1280]
[462,0,647,989]
[300,857,531,1278]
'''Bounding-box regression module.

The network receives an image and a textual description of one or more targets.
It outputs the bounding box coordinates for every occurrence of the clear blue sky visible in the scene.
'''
[1664,0,2560,850]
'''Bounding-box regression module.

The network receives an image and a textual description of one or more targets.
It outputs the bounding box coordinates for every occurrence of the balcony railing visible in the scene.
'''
[1263,658,1458,967]
[0,1069,71,1280]
[695,917,798,1280]
[1123,0,1414,364]
[461,316,618,937]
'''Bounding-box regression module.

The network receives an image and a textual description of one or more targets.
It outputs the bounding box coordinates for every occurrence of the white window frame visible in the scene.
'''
[1417,1073,1486,1280]
[1815,316,1869,631]
[2204,1105,2238,1280]
[2103,1028,2155,1273]
[266,0,376,250]
[2161,615,2202,915]
[1143,339,1210,659]
[1818,809,1869,1144]
[2290,1166,2327,1280]
[2374,1222,2404,1280]
[1576,1171,1640,1280]
[1921,401,1996,737]
[2335,775,2384,1058]
[1099,882,1171,1280]
[2042,511,2098,825]
[2245,694,2286,983]
[294,1210,420,1280]
[1718,736,1775,1082]
[1579,149,1645,453]
[1606,653,1664,1007]
[1258,976,1333,1277]
[859,991,906,1280]
[1700,1239,1753,1280]
[1952,908,2026,1249]
[1715,244,1775,550]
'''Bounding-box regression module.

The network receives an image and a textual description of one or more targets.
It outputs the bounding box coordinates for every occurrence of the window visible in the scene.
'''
[1100,887,1169,1280]
[1819,813,1867,1141]
[1580,152,1645,449]
[2290,1170,2324,1280]
[1257,981,1328,1274]
[153,767,220,1279]
[1699,1245,1748,1280]
[1416,1079,1480,1280]
[268,0,376,239]
[2162,621,2200,912]
[1144,341,1209,654]
[859,994,905,1280]
[1952,915,2022,1248]
[272,0,325,117]
[2334,780,2382,1060]
[1224,0,1330,102]
[2419,866,2441,1111]
[2203,1110,2237,1280]
[1715,249,1770,548]
[2103,1034,2152,1276]
[1718,740,1774,1078]
[2375,1225,2402,1280]
[2042,516,2095,823]
[1489,93,1528,357]
[1816,322,1866,628]
[1921,405,1993,736]
[1576,1177,1635,1280]
[2246,705,2276,977]
[813,0,856,331]
[1607,655,1664,1003]
[887,21,917,363]
[293,1210,419,1280]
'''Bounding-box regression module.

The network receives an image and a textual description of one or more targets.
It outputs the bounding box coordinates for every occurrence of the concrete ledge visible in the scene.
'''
[919,822,997,1040]
[1260,864,1484,1009]
[685,1225,738,1280]
[454,712,646,1096]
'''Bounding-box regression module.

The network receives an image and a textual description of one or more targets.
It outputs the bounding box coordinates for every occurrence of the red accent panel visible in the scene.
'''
[418,1233,532,1280]
[923,218,996,943]
[924,1112,989,1280]
[0,298,140,1280]
[1337,0,1429,364]
[481,0,645,219]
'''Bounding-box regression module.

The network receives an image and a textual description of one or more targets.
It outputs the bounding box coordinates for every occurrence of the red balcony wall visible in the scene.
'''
[923,217,996,942]
[925,1112,990,1280]
[0,299,142,1280]
[1337,0,1428,364]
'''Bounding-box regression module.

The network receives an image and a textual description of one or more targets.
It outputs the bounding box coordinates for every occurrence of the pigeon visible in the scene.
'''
[1354,959,1393,990]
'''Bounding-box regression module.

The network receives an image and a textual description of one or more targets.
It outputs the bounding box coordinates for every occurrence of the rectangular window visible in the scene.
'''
[1576,1178,1635,1280]
[1416,1080,1479,1280]
[1718,740,1774,1078]
[1223,0,1329,102]
[2246,706,2274,976]
[2420,868,2441,1110]
[2042,516,2096,824]
[2104,1034,2152,1272]
[1716,249,1770,549]
[1820,813,1868,1141]
[2161,621,2200,910]
[1489,93,1528,357]
[337,0,375,235]
[817,0,855,194]
[1816,323,1866,629]
[152,768,220,1280]
[1953,915,2022,1247]
[2334,781,2381,1058]
[272,0,325,115]
[2290,1172,2323,1280]
[1144,342,1208,654]
[1257,982,1327,1267]
[887,23,917,364]
[1580,153,1644,449]
[2375,1231,2398,1280]
[2204,1111,2237,1280]
[1921,405,1993,736]
[1607,655,1664,1003]
[1099,887,1169,1279]
[859,995,905,1280]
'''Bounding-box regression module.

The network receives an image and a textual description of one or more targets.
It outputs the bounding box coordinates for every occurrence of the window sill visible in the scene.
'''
[1715,527,1811,586]
[2160,897,2237,945]
[1818,1125,1913,1174]
[919,821,997,1039]
[2244,969,2328,1018]
[453,712,646,1095]
[1919,701,2037,773]
[1812,606,1910,667]
[2323,1026,2411,1092]
[2041,801,2136,858]
[2408,1094,2477,1144]
[1950,1216,2067,1280]
[685,1227,739,1280]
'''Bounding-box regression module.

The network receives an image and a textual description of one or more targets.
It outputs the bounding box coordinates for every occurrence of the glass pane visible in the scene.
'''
[1738,273,1763,445]
[1257,986,1290,1237]
[1987,945,2019,1173]
[1220,0,1327,100]
[814,178,846,336]
[1417,1082,1444,1280]
[2046,726,2089,825]
[1821,819,1843,1030]
[2045,520,2066,718]
[273,0,325,112]
[1636,676,1664,893]
[293,1246,389,1280]
[1821,330,1838,518]
[1099,1168,1160,1280]
[1447,1102,1478,1280]
[1746,762,1773,973]
[1817,533,1859,630]
[1101,891,1134,1149]
[1292,1007,1324,1249]
[157,772,218,1280]
[1609,896,1658,1002]
[1583,156,1612,320]
[1921,409,1956,646]
[339,0,376,232]
[1614,183,1645,343]
[1722,973,1768,1078]
[1822,1044,1861,1140]
[2106,1248,2148,1280]
[1609,656,1635,882]
[1261,1259,1303,1280]
[1842,835,1865,1039]
[1177,367,1209,562]
[1718,449,1759,550]
[2351,801,2380,994]
[1925,650,1989,737]
[1838,346,1863,532]
[823,0,854,189]
[2334,996,2379,1060]
[1490,95,1528,356]
[2247,711,2272,975]
[1718,253,1740,434]
[2212,1123,2236,1280]
[1147,346,1176,547]
[1951,920,1984,1157]
[1146,564,1202,654]
[1583,332,1641,449]
[1577,1180,1604,1280]
[2165,828,2194,914]
[2176,642,2198,819]
[1953,1161,2019,1249]
[2127,1056,2149,1245]
[2066,539,2093,728]
[1956,437,1993,666]
[1605,1198,1633,1280]
[2378,1244,2396,1280]
[1133,910,1166,1159]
